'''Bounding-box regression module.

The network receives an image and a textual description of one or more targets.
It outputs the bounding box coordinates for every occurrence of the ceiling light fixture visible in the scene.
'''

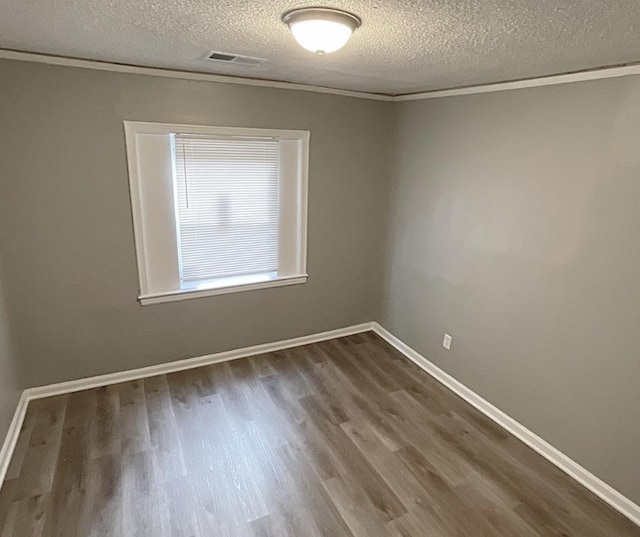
[282,7,361,55]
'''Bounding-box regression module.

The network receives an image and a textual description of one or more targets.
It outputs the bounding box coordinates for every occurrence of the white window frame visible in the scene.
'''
[124,121,309,305]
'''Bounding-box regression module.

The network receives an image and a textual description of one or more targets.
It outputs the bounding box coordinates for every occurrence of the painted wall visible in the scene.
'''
[381,75,640,503]
[0,59,393,386]
[0,255,20,441]
[1,57,638,505]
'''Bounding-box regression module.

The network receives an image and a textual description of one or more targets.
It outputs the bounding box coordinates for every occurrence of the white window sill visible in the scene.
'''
[139,273,308,306]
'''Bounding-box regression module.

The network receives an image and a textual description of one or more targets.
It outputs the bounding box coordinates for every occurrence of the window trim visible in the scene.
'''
[139,274,308,305]
[124,121,310,305]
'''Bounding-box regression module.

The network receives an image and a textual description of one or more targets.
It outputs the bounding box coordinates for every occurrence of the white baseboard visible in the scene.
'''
[371,322,640,528]
[0,392,29,487]
[0,322,374,489]
[25,322,375,400]
[2,319,638,529]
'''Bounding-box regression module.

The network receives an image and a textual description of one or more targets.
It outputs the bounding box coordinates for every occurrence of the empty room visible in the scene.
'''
[0,1,639,536]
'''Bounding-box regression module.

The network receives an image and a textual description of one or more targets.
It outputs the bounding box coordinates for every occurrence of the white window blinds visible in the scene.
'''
[173,135,280,283]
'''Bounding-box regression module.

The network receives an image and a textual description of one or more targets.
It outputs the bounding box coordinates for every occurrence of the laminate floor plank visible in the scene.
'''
[89,386,121,461]
[2,396,67,503]
[322,475,389,537]
[340,419,453,535]
[5,494,48,537]
[277,443,354,537]
[4,404,38,482]
[143,376,187,483]
[41,390,94,537]
[0,333,637,536]
[77,454,123,537]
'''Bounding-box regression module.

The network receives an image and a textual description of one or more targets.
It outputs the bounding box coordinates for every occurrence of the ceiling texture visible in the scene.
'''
[1,0,640,96]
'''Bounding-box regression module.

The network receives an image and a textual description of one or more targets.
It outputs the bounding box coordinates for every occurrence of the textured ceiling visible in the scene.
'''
[1,1,640,95]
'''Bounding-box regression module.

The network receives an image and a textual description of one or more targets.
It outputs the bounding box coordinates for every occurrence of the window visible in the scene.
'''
[124,122,309,305]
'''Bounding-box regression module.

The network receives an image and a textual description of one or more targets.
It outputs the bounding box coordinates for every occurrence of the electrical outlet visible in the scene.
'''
[442,333,452,350]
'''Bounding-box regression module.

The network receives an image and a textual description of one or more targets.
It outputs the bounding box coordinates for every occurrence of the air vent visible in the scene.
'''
[204,51,266,68]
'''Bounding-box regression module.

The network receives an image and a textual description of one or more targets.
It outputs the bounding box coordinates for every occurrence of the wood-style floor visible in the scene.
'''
[0,333,638,537]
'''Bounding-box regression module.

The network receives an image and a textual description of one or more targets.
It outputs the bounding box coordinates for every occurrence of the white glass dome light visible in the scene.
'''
[282,7,361,55]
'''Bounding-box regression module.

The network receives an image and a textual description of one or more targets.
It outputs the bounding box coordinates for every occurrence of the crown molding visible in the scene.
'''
[1,48,639,102]
[0,49,393,102]
[395,63,640,101]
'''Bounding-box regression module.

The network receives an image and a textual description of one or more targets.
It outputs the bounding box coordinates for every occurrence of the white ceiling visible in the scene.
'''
[1,0,640,96]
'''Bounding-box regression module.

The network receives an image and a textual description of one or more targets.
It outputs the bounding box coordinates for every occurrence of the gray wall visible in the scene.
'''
[0,59,393,387]
[1,57,638,504]
[0,254,20,441]
[381,76,640,503]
